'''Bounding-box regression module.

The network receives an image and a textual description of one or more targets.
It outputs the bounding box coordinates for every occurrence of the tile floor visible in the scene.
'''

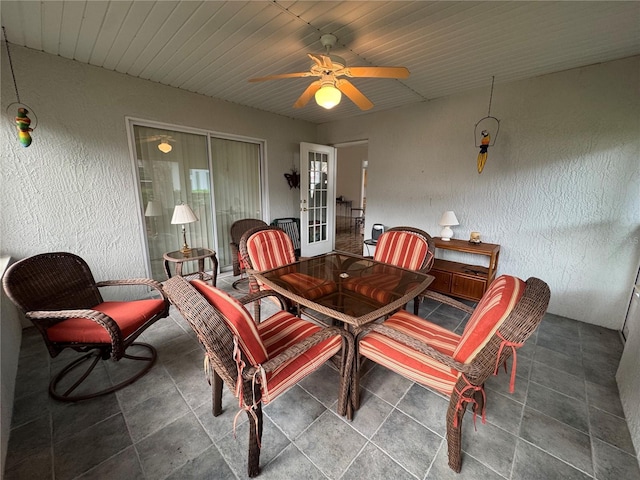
[4,273,639,480]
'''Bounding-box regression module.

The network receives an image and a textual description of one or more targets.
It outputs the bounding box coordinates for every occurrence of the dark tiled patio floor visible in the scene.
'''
[4,272,639,479]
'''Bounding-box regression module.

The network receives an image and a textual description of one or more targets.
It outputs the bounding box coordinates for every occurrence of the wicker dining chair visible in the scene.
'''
[2,252,170,401]
[344,226,436,314]
[239,225,336,321]
[229,218,268,278]
[356,275,550,472]
[163,275,353,477]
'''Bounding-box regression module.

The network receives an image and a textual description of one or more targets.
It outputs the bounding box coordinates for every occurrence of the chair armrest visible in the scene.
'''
[237,290,288,310]
[96,278,168,300]
[26,309,122,356]
[244,326,352,377]
[419,290,475,315]
[362,323,475,375]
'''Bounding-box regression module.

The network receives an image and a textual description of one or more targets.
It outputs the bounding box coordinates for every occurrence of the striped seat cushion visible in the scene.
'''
[246,229,296,271]
[257,312,342,403]
[453,275,525,364]
[359,309,462,395]
[374,230,429,270]
[191,280,268,365]
[279,272,337,300]
[342,272,402,304]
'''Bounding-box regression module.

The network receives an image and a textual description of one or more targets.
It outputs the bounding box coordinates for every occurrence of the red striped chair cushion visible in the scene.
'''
[359,310,461,395]
[246,229,296,272]
[190,280,268,366]
[47,299,167,343]
[342,272,402,304]
[279,272,337,300]
[257,311,342,402]
[374,230,429,270]
[453,275,525,364]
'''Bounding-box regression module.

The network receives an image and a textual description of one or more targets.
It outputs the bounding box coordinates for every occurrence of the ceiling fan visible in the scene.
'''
[249,34,410,111]
[139,134,176,153]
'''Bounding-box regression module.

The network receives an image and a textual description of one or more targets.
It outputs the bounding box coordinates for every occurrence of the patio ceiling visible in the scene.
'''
[2,1,639,124]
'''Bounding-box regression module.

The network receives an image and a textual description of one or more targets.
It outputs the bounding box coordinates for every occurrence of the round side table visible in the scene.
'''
[163,247,218,286]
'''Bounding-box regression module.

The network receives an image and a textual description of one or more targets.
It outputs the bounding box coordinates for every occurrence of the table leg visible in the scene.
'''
[164,259,172,280]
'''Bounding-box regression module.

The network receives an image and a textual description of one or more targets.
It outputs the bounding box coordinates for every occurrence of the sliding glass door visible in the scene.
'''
[131,122,263,281]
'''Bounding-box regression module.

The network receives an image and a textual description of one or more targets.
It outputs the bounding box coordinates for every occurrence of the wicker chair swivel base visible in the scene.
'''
[2,252,170,402]
[357,275,550,472]
[163,275,354,477]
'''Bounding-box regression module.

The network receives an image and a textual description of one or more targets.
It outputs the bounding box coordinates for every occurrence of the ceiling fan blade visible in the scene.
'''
[293,80,322,108]
[308,53,324,67]
[343,66,410,79]
[336,79,374,110]
[249,72,311,82]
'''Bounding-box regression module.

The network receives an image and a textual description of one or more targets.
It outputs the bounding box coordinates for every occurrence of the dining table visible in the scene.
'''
[252,251,434,417]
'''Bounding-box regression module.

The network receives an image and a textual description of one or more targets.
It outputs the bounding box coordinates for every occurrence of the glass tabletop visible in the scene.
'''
[254,252,434,328]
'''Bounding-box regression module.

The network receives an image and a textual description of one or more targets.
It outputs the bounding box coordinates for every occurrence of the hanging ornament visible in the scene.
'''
[3,26,37,147]
[474,76,500,174]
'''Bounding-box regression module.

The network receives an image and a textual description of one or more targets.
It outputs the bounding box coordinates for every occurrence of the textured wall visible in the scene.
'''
[1,46,316,286]
[319,56,640,328]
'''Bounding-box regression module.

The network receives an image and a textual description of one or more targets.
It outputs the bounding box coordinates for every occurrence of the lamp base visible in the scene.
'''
[440,226,453,241]
[180,226,191,255]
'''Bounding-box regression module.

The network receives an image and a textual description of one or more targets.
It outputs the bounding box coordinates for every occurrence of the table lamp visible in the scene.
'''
[171,203,198,254]
[145,200,163,236]
[439,211,459,241]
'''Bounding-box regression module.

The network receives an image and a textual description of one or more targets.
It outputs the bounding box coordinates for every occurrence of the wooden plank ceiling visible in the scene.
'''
[2,1,639,124]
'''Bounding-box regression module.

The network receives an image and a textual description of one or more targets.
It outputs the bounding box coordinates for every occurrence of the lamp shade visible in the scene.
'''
[439,211,459,226]
[315,84,342,109]
[158,141,172,153]
[144,200,163,217]
[171,204,198,225]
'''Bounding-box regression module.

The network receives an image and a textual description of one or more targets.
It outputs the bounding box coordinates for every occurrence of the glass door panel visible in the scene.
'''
[134,126,211,281]
[211,137,262,268]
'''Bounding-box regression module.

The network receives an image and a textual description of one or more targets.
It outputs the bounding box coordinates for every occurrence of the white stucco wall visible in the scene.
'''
[319,56,640,329]
[1,46,316,280]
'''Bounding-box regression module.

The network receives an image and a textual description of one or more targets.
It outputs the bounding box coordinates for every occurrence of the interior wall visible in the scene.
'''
[318,56,640,329]
[1,46,316,278]
[336,145,367,208]
[0,258,22,474]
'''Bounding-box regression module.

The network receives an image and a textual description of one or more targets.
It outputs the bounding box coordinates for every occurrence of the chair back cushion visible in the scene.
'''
[191,280,268,365]
[246,229,296,271]
[374,230,429,270]
[453,275,526,364]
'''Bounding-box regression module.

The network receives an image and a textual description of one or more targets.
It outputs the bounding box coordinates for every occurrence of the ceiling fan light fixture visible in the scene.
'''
[158,140,172,153]
[315,84,342,109]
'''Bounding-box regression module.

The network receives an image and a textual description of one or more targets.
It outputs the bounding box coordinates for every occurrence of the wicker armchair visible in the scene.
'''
[345,226,436,314]
[238,225,309,320]
[2,252,169,401]
[356,275,550,472]
[163,276,353,477]
[230,218,268,276]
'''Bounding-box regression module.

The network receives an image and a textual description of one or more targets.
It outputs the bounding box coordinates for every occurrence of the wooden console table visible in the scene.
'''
[426,238,500,302]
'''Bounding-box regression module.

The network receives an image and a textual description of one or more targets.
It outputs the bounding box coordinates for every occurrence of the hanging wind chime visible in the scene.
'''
[474,76,500,174]
[3,26,37,147]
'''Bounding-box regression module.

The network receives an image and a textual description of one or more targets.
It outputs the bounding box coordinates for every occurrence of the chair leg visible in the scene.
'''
[212,370,223,417]
[247,403,263,477]
[49,343,157,402]
[446,396,465,473]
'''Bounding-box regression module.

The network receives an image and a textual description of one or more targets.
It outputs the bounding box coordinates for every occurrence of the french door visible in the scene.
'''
[130,120,263,281]
[300,142,336,256]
